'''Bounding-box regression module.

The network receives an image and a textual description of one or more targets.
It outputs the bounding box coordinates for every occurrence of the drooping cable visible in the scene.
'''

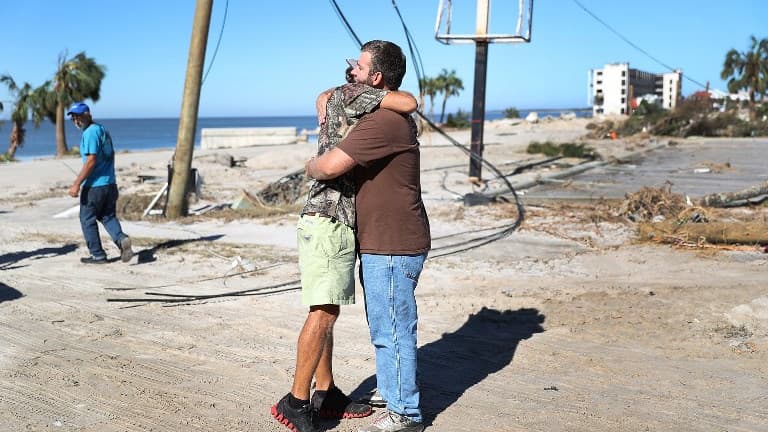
[391,0,426,92]
[571,0,707,89]
[202,0,230,85]
[108,1,529,307]
[387,1,524,258]
[414,111,525,258]
[329,0,363,48]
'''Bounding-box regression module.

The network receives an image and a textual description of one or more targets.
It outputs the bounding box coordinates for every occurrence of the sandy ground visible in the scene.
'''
[1,117,767,432]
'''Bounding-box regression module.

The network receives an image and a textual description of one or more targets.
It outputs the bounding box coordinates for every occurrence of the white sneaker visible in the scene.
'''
[359,388,387,407]
[358,410,424,432]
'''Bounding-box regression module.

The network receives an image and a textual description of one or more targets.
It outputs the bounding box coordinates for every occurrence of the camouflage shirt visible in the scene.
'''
[301,83,388,228]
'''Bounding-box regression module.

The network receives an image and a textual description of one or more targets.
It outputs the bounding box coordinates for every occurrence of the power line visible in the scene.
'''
[202,0,229,85]
[329,0,363,48]
[391,0,426,92]
[571,0,708,90]
[331,0,526,258]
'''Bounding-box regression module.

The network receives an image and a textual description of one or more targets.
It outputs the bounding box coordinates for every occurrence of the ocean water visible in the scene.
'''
[5,109,590,161]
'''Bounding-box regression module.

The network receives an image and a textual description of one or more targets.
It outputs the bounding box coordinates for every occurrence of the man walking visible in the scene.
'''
[306,40,430,432]
[271,73,417,432]
[67,102,133,264]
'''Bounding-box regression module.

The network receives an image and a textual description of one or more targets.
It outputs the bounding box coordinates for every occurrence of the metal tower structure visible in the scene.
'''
[435,0,533,180]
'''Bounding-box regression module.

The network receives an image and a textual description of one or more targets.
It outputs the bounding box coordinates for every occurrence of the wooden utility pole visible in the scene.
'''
[166,0,213,218]
[468,0,490,181]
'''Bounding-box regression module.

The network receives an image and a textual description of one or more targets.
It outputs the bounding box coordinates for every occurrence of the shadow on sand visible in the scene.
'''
[0,283,23,303]
[348,307,545,426]
[135,234,225,264]
[0,243,79,271]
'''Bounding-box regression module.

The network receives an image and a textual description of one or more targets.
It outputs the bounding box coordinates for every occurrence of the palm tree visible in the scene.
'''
[721,35,768,120]
[0,75,44,160]
[39,52,106,156]
[436,69,464,123]
[419,76,439,123]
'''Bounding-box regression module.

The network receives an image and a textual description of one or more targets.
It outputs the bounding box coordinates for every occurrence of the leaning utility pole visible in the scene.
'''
[166,0,213,218]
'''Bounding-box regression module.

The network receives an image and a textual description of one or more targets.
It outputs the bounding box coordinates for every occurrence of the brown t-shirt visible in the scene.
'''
[337,109,431,254]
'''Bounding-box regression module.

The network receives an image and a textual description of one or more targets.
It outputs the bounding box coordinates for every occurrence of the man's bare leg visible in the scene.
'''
[314,333,334,391]
[291,304,339,399]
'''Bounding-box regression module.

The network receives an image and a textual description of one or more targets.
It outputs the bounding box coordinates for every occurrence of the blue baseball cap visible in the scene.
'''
[67,102,90,116]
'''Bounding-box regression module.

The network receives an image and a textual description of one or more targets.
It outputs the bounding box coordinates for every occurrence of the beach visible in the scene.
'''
[1,117,767,432]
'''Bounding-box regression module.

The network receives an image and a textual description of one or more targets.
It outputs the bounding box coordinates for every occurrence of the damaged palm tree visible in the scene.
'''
[0,75,44,160]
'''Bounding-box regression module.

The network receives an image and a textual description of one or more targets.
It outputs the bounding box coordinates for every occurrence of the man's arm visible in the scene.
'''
[305,147,356,180]
[315,88,334,125]
[380,90,417,114]
[68,154,97,197]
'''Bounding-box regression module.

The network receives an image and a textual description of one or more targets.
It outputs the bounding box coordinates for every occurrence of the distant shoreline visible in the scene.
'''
[5,109,593,161]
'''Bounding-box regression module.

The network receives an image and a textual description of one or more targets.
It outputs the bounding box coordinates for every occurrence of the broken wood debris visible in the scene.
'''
[700,180,768,208]
[638,221,768,245]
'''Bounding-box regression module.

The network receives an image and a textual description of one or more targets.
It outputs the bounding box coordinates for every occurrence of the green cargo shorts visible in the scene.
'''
[297,214,356,306]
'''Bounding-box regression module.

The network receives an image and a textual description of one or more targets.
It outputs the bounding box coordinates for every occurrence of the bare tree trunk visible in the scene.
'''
[6,123,23,160]
[55,102,68,157]
[639,221,768,244]
[699,180,768,207]
[440,97,448,123]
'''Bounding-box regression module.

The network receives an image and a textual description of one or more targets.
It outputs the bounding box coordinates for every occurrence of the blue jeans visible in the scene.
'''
[79,184,127,260]
[360,253,427,423]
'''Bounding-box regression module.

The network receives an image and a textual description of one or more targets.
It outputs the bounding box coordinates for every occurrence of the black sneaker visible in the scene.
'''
[80,256,107,264]
[312,385,373,419]
[271,393,319,432]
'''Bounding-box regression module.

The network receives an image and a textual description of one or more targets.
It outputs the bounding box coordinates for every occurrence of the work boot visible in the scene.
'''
[119,236,134,263]
[271,393,319,432]
[312,385,373,419]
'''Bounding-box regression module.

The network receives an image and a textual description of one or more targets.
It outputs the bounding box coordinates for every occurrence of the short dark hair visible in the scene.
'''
[361,40,406,90]
[345,66,355,83]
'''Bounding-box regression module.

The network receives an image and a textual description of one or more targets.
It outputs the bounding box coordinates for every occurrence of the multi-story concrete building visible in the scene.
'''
[589,63,682,116]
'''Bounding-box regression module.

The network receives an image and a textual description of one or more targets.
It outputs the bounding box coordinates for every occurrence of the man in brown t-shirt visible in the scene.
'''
[271,70,418,432]
[306,40,430,432]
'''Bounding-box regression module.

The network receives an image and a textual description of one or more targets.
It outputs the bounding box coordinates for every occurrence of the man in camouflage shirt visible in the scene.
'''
[271,76,417,432]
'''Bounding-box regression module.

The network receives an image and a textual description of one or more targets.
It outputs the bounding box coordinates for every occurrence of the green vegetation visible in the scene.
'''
[1,75,45,160]
[444,109,470,128]
[419,69,464,124]
[589,97,768,139]
[616,100,668,136]
[503,107,520,119]
[46,52,107,156]
[526,141,595,158]
[0,51,105,158]
[418,76,439,123]
[587,34,768,139]
[721,35,768,120]
[436,69,464,123]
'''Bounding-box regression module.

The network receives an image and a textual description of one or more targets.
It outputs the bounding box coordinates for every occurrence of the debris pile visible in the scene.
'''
[254,169,309,206]
[618,182,686,222]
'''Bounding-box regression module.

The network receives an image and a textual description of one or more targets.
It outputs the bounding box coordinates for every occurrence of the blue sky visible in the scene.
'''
[1,1,765,119]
